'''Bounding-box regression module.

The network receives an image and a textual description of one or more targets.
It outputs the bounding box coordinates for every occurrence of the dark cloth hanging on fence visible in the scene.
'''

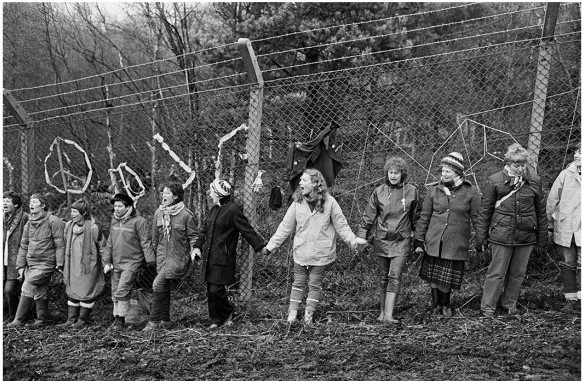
[285,123,344,192]
[269,186,283,210]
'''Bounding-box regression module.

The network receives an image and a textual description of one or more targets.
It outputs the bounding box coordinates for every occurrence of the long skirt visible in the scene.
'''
[419,254,465,290]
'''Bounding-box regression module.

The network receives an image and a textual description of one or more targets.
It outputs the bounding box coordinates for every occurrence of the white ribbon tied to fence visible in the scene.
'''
[215,124,249,179]
[153,133,196,189]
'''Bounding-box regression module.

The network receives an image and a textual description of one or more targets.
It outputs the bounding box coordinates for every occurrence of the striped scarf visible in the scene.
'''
[160,201,185,241]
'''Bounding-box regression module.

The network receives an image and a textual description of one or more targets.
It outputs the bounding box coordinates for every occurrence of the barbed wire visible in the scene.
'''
[257,4,546,60]
[252,2,482,44]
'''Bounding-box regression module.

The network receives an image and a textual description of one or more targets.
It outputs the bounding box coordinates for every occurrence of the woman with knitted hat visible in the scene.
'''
[357,156,421,323]
[415,152,481,317]
[143,182,197,331]
[192,178,266,329]
[59,199,105,329]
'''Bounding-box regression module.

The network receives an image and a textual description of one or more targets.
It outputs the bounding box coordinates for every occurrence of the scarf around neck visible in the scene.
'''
[66,219,94,275]
[441,176,463,196]
[159,201,185,240]
[504,165,525,189]
[114,206,133,223]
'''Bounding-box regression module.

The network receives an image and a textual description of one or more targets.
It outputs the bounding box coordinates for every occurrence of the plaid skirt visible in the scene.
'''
[419,254,465,290]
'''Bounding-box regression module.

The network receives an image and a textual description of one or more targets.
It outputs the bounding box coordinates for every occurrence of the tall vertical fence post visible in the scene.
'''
[527,2,560,171]
[238,38,264,304]
[3,90,35,195]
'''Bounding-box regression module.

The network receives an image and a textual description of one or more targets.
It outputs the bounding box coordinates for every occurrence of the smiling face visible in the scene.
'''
[113,201,129,217]
[441,166,457,182]
[387,168,402,185]
[3,197,16,215]
[162,187,177,207]
[29,197,45,215]
[299,173,315,196]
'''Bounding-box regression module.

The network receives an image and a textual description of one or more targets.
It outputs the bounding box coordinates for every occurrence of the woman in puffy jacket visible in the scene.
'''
[144,182,197,331]
[476,143,548,317]
[547,142,581,310]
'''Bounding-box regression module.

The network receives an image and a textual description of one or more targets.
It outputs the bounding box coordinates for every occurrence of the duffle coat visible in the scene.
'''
[102,211,155,271]
[3,207,28,280]
[357,182,421,257]
[194,197,266,285]
[63,219,105,300]
[152,207,198,279]
[17,212,65,286]
[266,194,358,266]
[475,169,548,248]
[546,162,581,247]
[415,180,481,261]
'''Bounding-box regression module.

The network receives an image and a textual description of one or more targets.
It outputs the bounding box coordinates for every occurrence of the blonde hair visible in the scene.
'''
[292,168,328,212]
[504,143,528,163]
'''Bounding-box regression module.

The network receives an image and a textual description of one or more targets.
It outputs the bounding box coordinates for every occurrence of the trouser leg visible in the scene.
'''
[481,244,513,314]
[500,245,533,310]
[207,283,232,325]
[289,263,308,312]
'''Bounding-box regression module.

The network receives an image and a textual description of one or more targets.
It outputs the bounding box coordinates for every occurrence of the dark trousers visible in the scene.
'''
[207,283,233,325]
[4,277,21,320]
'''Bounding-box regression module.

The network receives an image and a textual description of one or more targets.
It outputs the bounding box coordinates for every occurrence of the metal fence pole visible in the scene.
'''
[238,38,264,304]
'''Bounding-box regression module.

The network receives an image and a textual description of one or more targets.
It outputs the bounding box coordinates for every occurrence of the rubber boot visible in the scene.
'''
[377,290,386,322]
[7,295,34,327]
[304,309,314,325]
[383,292,399,323]
[431,288,442,315]
[441,291,452,317]
[59,305,80,327]
[73,307,92,329]
[160,290,171,325]
[6,291,20,323]
[31,298,49,327]
[108,316,125,331]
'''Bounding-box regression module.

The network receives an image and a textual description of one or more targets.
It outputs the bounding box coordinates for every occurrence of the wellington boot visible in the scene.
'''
[304,310,314,325]
[31,298,49,328]
[7,296,34,327]
[73,307,92,329]
[383,292,399,323]
[377,290,386,322]
[59,305,80,327]
[441,291,452,318]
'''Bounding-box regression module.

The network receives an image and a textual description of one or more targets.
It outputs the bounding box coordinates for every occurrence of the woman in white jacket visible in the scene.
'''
[547,142,581,309]
[263,168,365,324]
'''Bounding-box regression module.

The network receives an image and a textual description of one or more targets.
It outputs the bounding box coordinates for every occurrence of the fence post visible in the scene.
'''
[3,90,35,195]
[238,38,264,304]
[526,2,560,170]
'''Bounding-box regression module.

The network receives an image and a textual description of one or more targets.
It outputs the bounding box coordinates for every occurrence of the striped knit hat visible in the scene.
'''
[210,179,232,197]
[441,152,465,176]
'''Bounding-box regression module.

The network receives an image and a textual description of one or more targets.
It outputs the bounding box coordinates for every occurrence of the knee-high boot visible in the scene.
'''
[441,291,452,317]
[31,298,49,327]
[7,296,34,327]
[431,288,442,315]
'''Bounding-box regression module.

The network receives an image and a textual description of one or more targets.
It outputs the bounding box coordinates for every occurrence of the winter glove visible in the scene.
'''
[56,265,64,274]
[475,239,488,253]
[103,264,113,274]
[413,239,425,253]
[191,248,202,262]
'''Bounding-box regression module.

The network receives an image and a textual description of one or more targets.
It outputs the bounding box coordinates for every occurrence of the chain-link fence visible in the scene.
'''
[3,4,581,320]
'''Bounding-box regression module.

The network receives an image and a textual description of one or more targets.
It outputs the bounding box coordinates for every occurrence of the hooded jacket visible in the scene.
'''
[547,162,581,247]
[17,212,65,285]
[358,182,421,257]
[102,210,155,272]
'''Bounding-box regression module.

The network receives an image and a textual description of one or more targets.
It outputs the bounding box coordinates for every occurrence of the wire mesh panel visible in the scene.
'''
[3,3,580,319]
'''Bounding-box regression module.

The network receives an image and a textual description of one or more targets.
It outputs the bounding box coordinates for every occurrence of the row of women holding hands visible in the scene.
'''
[4,142,580,330]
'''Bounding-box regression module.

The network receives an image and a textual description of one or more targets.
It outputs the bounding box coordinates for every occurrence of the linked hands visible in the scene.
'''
[355,237,369,252]
[103,264,113,274]
[191,248,202,262]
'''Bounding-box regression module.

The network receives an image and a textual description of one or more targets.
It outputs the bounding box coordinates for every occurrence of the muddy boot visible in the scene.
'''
[383,292,399,323]
[431,288,442,315]
[6,291,20,323]
[377,290,386,322]
[304,309,314,325]
[73,307,92,329]
[441,292,452,317]
[7,296,34,327]
[108,316,125,331]
[31,298,49,327]
[59,304,80,327]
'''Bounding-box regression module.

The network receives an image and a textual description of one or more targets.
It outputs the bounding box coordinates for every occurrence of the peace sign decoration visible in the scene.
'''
[43,137,93,194]
[108,162,146,202]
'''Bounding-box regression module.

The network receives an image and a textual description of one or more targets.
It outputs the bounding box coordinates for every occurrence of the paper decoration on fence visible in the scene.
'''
[43,137,93,194]
[215,124,249,179]
[108,163,146,201]
[4,157,14,189]
[153,134,196,189]
[252,170,265,192]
